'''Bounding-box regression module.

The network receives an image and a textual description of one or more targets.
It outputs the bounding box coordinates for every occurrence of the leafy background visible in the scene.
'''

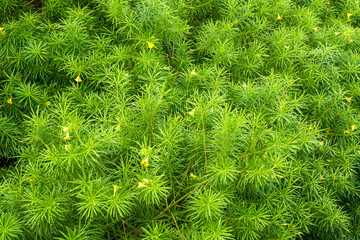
[1,0,360,239]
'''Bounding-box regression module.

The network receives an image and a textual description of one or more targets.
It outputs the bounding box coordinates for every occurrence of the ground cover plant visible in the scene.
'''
[1,0,360,239]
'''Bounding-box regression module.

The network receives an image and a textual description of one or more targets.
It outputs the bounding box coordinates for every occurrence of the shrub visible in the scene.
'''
[1,0,360,239]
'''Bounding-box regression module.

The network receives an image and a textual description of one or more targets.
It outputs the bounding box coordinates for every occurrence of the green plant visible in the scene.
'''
[1,0,360,239]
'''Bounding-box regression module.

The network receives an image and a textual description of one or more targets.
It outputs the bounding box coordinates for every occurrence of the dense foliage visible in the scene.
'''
[1,0,360,239]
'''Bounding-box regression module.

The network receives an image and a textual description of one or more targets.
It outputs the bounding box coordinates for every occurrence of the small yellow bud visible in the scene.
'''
[190,70,198,76]
[346,97,352,103]
[29,178,36,182]
[65,144,71,151]
[344,30,351,36]
[319,141,324,147]
[6,98,12,104]
[148,42,154,49]
[46,101,51,107]
[334,32,341,36]
[141,156,149,167]
[347,13,353,18]
[89,26,93,30]
[312,27,318,32]
[138,182,146,188]
[308,126,313,130]
[319,175,324,181]
[190,173,196,179]
[325,129,330,134]
[75,75,82,82]
[284,45,290,50]
[63,131,71,140]
[189,108,196,117]
[277,14,282,20]
[351,124,357,131]
[113,184,120,195]
[115,124,120,131]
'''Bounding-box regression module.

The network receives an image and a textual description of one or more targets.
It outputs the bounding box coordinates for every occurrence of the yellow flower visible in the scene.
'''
[138,182,146,188]
[115,124,120,131]
[348,39,353,43]
[63,131,71,140]
[284,45,290,50]
[344,130,350,134]
[347,18,352,22]
[334,32,340,36]
[346,97,352,103]
[46,101,51,107]
[0,27,4,32]
[276,14,282,20]
[62,126,69,132]
[190,70,198,76]
[148,42,154,49]
[6,98,12,104]
[347,13,353,18]
[308,126,313,130]
[190,173,196,179]
[189,108,196,117]
[29,178,36,182]
[75,75,82,83]
[113,184,120,195]
[89,26,93,30]
[312,27,318,32]
[352,124,357,131]
[143,178,149,183]
[141,156,149,167]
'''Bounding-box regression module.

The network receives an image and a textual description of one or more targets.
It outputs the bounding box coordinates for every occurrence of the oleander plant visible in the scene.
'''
[1,0,360,239]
